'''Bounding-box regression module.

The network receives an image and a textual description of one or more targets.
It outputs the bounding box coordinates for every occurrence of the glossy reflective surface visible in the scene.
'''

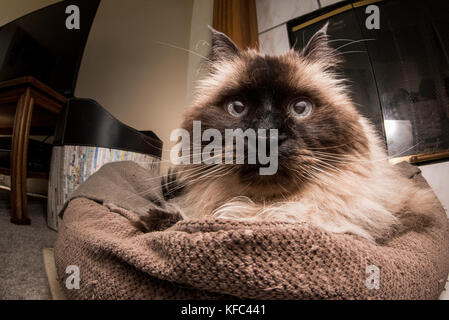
[0,0,100,97]
[289,0,449,158]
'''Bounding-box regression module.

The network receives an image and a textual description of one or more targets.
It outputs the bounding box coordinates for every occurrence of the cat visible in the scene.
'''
[158,24,434,244]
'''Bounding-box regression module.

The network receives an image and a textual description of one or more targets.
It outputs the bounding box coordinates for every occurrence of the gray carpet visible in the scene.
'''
[0,189,57,300]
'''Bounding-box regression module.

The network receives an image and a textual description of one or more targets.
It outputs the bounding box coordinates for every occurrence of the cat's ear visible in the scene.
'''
[207,26,240,62]
[301,22,338,66]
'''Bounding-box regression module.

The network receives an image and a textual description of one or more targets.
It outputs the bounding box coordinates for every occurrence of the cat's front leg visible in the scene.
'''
[132,204,184,232]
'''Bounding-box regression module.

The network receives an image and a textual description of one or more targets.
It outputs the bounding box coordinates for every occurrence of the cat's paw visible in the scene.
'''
[162,167,185,201]
[131,205,183,233]
[375,210,434,244]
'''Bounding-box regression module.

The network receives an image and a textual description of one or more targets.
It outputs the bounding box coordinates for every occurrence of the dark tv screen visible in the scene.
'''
[0,0,100,97]
[287,0,449,160]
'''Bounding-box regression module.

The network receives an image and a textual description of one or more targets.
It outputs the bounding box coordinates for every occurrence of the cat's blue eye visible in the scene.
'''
[226,101,247,117]
[290,98,313,119]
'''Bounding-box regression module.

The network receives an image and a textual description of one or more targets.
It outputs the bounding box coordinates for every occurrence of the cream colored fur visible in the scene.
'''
[175,124,434,242]
[174,48,434,243]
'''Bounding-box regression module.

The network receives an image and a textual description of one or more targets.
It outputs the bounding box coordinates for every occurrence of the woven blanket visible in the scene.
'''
[54,161,449,299]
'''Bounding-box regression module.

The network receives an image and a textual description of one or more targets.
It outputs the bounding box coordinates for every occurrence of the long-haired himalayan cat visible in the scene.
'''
[154,24,434,244]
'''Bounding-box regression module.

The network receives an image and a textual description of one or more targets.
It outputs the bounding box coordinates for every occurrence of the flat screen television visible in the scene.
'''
[0,0,100,97]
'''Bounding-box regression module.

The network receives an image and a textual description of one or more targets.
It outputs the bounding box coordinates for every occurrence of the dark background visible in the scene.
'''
[288,0,449,158]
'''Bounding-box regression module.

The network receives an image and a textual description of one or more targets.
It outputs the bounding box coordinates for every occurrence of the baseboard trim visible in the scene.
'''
[42,248,67,300]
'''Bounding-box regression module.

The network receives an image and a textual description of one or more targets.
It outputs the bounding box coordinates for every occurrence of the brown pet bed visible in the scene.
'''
[54,161,449,299]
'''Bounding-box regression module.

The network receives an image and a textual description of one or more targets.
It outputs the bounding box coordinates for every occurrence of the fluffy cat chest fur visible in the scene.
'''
[174,155,429,243]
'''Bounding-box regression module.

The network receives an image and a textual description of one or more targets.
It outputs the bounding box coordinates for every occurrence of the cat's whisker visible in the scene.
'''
[179,166,232,189]
[333,38,376,51]
[328,38,358,43]
[311,141,422,164]
[154,40,211,62]
[301,160,349,184]
[156,166,229,197]
[335,50,367,56]
[309,164,341,180]
[174,164,225,183]
[307,141,354,150]
[182,166,228,182]
[134,162,218,188]
[127,163,224,200]
[313,158,347,175]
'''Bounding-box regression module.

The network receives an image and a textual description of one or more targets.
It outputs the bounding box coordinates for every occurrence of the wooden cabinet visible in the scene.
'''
[0,76,66,224]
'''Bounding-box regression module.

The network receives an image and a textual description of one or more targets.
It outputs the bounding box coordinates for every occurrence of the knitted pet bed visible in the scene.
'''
[54,161,449,299]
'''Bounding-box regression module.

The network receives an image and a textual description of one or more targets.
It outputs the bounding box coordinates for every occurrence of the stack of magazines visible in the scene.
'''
[47,145,160,230]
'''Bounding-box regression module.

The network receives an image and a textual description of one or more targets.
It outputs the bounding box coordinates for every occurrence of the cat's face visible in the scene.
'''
[181,25,370,197]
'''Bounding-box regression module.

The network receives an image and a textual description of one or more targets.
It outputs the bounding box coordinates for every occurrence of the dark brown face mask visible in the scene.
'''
[179,25,369,192]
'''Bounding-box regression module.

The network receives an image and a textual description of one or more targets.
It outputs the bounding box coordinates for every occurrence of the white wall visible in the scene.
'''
[186,0,214,105]
[256,0,320,55]
[256,0,343,55]
[75,0,209,172]
[419,162,449,217]
[320,0,343,7]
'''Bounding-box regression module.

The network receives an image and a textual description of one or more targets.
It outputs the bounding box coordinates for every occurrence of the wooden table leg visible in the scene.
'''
[10,88,34,225]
